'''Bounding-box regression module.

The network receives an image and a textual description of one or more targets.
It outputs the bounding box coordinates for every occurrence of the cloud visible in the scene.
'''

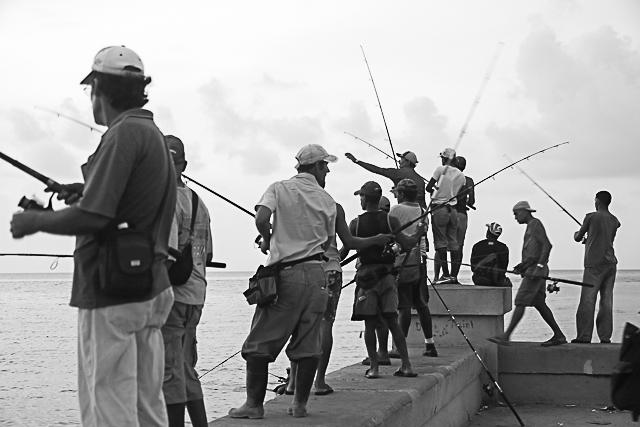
[4,108,48,144]
[258,73,304,90]
[488,20,640,178]
[399,96,451,148]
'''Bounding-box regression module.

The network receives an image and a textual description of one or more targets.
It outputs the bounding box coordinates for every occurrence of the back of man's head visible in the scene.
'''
[596,190,612,206]
[396,178,417,202]
[455,156,466,172]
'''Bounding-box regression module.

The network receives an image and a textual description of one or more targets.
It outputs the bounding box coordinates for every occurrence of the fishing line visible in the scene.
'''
[360,46,398,168]
[340,142,570,268]
[34,106,256,219]
[504,154,581,226]
[453,42,504,151]
[343,132,395,162]
[427,273,525,426]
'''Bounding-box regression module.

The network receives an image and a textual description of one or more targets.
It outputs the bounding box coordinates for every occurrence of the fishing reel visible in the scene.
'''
[482,383,495,397]
[546,280,560,294]
[18,194,54,211]
[381,241,401,260]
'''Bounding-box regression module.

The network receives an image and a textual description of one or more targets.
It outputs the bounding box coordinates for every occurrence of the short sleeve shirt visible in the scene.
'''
[431,165,465,206]
[377,167,427,208]
[256,173,336,267]
[389,202,426,264]
[70,109,176,309]
[172,187,213,305]
[583,211,620,267]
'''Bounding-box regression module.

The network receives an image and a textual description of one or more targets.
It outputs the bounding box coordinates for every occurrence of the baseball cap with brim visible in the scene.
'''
[439,148,456,159]
[295,144,338,168]
[396,151,418,164]
[354,181,382,197]
[513,201,536,212]
[486,222,503,236]
[80,46,145,85]
[396,178,417,191]
[165,135,186,164]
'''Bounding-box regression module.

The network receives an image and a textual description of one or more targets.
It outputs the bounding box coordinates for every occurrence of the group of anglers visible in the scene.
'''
[7,44,621,426]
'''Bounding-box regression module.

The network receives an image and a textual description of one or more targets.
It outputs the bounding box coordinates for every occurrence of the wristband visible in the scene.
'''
[536,263,544,268]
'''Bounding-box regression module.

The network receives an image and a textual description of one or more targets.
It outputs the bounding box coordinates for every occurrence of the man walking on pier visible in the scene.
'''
[488,202,566,346]
[572,191,620,344]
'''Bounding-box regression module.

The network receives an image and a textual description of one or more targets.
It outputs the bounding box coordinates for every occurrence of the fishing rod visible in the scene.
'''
[425,257,593,288]
[453,42,504,151]
[0,253,72,257]
[0,151,64,194]
[360,46,398,168]
[343,132,395,162]
[340,141,570,267]
[198,350,241,380]
[35,106,256,219]
[504,154,581,226]
[427,274,525,426]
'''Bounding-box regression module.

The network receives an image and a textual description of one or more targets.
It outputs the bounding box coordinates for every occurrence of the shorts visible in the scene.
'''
[472,274,513,287]
[242,263,328,362]
[397,277,429,309]
[431,205,459,251]
[78,287,174,427]
[456,211,468,249]
[514,265,549,306]
[162,302,204,404]
[323,270,342,321]
[351,265,398,321]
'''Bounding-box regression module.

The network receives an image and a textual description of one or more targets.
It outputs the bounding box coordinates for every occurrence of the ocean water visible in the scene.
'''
[1,269,639,426]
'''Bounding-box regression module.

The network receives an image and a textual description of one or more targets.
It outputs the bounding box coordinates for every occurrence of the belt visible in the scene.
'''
[433,204,452,212]
[279,254,325,270]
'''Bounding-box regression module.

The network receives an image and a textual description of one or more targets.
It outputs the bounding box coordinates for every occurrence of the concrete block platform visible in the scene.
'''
[498,342,620,405]
[210,345,486,427]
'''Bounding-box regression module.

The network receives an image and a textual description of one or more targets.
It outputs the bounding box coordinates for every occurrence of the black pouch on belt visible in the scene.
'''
[244,264,279,307]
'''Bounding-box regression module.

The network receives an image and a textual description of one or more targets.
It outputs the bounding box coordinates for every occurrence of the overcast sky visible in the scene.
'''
[0,0,638,273]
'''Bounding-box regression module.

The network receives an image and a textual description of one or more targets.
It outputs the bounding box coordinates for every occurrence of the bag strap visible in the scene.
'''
[189,189,199,233]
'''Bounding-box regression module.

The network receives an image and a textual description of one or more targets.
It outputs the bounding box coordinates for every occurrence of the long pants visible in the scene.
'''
[575,265,617,342]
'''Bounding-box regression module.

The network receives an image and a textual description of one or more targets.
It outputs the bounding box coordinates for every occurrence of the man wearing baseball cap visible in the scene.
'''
[426,148,466,284]
[231,144,337,419]
[345,150,427,208]
[163,135,213,427]
[11,46,176,426]
[341,181,425,379]
[470,222,511,287]
[488,202,566,347]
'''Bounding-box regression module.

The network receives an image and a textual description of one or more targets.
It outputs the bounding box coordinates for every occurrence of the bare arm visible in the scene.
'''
[11,205,110,238]
[466,177,475,208]
[425,177,437,194]
[255,205,272,254]
[534,225,552,265]
[338,218,357,260]
[574,214,590,242]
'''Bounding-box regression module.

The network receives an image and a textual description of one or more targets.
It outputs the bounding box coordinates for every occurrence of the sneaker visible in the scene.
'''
[435,276,456,285]
[423,343,438,357]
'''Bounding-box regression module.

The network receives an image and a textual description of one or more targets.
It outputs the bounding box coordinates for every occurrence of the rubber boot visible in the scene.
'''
[288,357,319,418]
[186,399,208,427]
[229,357,269,419]
[166,402,186,427]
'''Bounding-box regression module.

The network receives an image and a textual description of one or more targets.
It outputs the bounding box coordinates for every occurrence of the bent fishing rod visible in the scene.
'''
[344,132,395,162]
[425,257,592,288]
[454,42,504,151]
[34,106,256,219]
[504,154,581,226]
[427,274,525,426]
[340,141,570,267]
[361,46,398,168]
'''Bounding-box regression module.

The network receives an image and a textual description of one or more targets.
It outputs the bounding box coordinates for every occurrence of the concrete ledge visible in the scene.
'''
[210,346,484,427]
[428,284,512,316]
[498,342,620,405]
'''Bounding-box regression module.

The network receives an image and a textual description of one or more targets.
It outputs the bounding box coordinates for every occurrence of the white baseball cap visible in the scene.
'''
[439,148,456,159]
[80,46,145,85]
[295,144,338,168]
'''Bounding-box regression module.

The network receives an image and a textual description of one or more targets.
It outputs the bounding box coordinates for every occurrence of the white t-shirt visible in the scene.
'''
[389,202,427,265]
[431,165,465,206]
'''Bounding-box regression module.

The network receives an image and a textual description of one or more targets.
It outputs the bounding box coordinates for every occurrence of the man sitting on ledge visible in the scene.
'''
[470,222,512,287]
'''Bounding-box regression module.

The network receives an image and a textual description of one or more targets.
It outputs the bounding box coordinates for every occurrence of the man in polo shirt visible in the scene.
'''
[163,136,212,427]
[10,46,176,426]
[425,148,465,283]
[345,150,428,208]
[230,144,337,419]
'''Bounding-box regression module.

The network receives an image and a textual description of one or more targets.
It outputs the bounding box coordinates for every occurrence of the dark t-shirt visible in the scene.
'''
[352,211,392,266]
[455,176,475,214]
[70,109,177,309]
[470,239,509,285]
[583,211,620,267]
[359,162,427,208]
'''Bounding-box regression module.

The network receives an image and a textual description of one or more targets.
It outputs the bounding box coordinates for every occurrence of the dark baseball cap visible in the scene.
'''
[354,181,382,196]
[165,135,186,164]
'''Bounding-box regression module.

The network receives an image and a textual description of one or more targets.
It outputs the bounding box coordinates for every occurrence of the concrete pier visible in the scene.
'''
[210,346,486,427]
